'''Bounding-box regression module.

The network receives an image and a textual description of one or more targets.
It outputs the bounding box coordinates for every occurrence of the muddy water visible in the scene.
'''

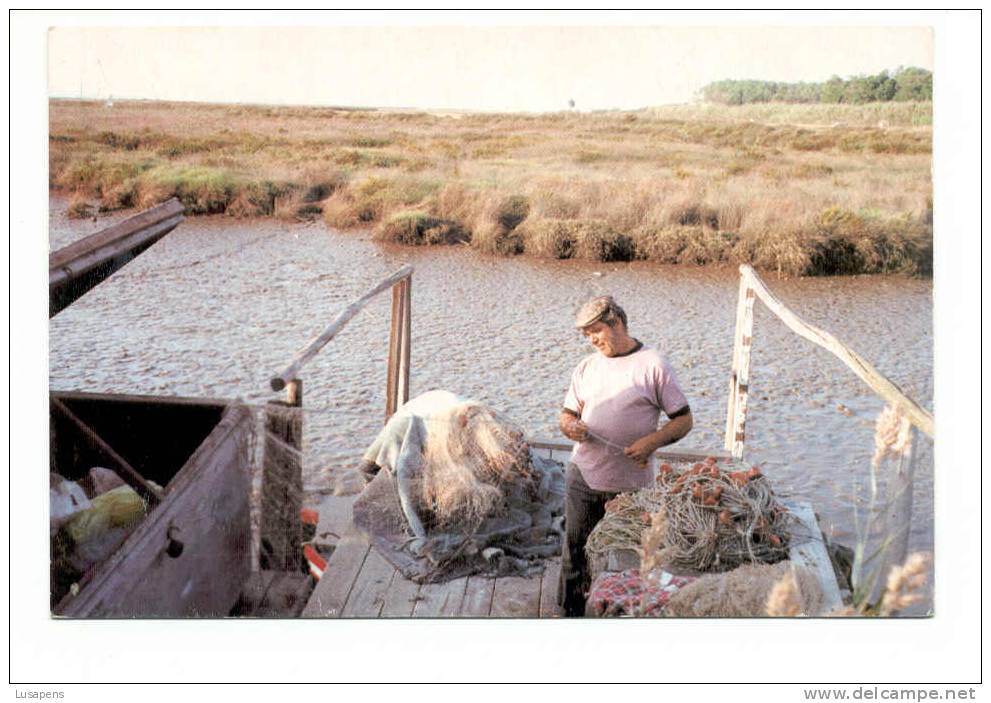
[49,199,934,605]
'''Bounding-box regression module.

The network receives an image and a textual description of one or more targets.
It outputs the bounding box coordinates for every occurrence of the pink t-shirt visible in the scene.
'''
[563,343,689,492]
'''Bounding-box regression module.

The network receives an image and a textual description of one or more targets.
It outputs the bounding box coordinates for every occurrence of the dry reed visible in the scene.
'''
[49,99,932,275]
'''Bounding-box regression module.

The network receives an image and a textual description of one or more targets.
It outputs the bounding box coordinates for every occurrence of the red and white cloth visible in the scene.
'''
[587,569,696,617]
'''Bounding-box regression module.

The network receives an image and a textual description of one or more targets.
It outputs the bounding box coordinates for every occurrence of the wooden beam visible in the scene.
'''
[724,272,755,459]
[259,382,303,571]
[50,396,163,505]
[739,265,933,437]
[271,265,413,391]
[49,199,184,317]
[787,501,844,615]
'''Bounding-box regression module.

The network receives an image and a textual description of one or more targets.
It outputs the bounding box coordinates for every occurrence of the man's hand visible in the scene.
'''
[624,435,659,467]
[559,412,589,442]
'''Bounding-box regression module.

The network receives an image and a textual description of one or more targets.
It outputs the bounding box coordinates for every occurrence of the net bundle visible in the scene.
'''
[587,456,795,573]
[417,403,534,533]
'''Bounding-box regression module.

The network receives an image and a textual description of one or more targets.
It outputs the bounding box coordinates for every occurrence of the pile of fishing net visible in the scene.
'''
[587,562,823,617]
[352,393,565,583]
[586,456,796,574]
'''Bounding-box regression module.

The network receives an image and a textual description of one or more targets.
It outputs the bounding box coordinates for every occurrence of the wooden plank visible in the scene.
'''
[57,404,253,617]
[538,560,562,618]
[740,265,933,437]
[412,577,468,618]
[271,265,413,391]
[787,501,843,615]
[341,549,398,617]
[490,575,542,618]
[458,576,495,617]
[379,571,421,618]
[301,531,371,618]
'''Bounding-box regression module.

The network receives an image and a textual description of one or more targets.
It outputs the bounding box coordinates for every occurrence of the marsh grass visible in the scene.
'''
[50,99,932,275]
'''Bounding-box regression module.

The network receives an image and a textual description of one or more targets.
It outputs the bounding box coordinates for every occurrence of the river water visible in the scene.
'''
[49,198,934,608]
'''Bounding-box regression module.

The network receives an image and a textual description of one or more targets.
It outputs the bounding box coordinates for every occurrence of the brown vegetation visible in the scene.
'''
[49,99,933,275]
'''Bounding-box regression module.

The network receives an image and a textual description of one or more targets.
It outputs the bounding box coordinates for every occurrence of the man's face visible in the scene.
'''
[581,321,625,357]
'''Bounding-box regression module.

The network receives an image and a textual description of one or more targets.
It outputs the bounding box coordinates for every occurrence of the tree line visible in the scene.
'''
[700,67,932,105]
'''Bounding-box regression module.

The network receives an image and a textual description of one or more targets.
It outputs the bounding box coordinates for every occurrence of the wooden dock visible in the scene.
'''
[301,496,561,618]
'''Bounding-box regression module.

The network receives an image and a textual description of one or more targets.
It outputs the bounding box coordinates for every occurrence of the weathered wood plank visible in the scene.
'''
[490,575,542,618]
[787,501,843,615]
[56,405,253,618]
[301,531,371,618]
[458,576,495,617]
[538,560,563,618]
[412,577,468,618]
[341,548,397,618]
[379,570,421,618]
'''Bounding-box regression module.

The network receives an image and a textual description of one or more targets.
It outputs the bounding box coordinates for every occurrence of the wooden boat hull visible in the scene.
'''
[51,391,252,618]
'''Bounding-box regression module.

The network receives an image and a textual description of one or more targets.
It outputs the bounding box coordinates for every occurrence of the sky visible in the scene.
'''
[47,24,933,111]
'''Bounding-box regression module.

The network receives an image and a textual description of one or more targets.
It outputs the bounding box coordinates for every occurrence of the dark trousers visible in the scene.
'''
[558,463,618,617]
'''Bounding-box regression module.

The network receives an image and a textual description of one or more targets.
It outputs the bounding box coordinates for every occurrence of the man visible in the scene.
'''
[558,295,693,616]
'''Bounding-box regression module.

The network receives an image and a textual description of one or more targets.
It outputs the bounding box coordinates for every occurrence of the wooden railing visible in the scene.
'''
[725,264,934,459]
[724,264,933,596]
[260,265,413,570]
[269,264,414,416]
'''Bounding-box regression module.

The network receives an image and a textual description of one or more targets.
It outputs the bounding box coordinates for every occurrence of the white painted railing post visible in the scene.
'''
[724,269,756,459]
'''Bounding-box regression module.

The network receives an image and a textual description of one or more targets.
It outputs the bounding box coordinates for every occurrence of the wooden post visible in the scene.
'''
[385,276,412,422]
[873,425,920,601]
[259,379,303,572]
[724,272,756,459]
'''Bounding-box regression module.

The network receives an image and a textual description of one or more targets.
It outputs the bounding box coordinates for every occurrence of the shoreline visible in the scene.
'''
[50,99,933,277]
[49,189,932,281]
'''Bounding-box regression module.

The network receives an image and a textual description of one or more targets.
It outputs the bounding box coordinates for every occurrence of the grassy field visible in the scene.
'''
[49,99,933,276]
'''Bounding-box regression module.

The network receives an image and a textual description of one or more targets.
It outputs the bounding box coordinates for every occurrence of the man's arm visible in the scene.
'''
[559,408,589,442]
[623,409,694,466]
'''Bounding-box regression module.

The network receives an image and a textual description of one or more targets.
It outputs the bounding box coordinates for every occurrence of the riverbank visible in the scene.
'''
[50,99,932,276]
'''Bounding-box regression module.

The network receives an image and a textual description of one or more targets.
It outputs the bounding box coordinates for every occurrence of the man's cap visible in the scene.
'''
[575,295,624,329]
